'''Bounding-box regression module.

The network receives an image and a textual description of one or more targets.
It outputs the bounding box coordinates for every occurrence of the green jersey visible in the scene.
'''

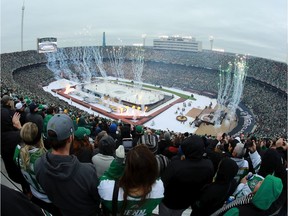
[98,159,164,216]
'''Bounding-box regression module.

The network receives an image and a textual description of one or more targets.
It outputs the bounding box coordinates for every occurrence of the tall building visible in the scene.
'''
[153,36,202,52]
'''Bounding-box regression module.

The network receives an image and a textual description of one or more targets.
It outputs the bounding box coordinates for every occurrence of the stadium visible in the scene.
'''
[2,0,287,214]
[1,46,287,138]
[1,45,287,216]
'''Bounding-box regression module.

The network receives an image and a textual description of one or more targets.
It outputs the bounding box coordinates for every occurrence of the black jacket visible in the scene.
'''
[161,157,214,209]
[191,158,239,216]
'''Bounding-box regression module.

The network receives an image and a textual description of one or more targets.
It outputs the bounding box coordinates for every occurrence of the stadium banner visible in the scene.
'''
[37,37,57,53]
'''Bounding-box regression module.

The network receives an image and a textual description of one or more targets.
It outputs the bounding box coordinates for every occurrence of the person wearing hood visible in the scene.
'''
[159,135,214,216]
[191,158,239,216]
[211,175,283,216]
[35,114,101,216]
[233,148,287,215]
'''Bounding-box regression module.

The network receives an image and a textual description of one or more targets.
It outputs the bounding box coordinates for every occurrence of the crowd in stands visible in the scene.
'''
[1,48,287,138]
[1,93,287,215]
[0,48,287,215]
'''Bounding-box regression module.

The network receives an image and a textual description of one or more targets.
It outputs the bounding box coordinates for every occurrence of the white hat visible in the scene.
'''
[235,137,241,143]
[15,102,23,110]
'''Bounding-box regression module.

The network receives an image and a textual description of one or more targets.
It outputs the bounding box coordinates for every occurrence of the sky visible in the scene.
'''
[1,0,287,62]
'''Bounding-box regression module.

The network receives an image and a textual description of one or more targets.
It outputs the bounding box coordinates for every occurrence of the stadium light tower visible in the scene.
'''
[21,0,25,51]
[209,36,214,51]
[142,34,147,47]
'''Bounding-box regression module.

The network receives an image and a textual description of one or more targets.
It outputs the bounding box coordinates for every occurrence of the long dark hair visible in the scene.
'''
[71,136,93,156]
[119,144,158,214]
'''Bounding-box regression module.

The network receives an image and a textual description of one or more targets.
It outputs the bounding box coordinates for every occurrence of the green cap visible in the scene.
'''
[74,127,91,140]
[136,125,143,134]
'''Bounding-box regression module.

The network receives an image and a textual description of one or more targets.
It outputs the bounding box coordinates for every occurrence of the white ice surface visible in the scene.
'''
[43,78,217,133]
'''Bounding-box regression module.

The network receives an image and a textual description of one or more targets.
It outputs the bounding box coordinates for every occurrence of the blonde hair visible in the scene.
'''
[20,122,47,171]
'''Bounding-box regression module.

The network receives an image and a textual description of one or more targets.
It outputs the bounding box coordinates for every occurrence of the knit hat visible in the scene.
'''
[136,125,143,134]
[109,123,117,134]
[1,95,13,104]
[164,132,171,141]
[15,102,24,110]
[235,137,241,143]
[99,135,116,156]
[138,134,158,154]
[74,127,91,140]
[47,114,74,141]
[29,102,38,113]
[95,127,102,135]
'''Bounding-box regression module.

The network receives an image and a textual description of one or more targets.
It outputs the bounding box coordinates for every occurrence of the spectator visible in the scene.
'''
[132,125,144,147]
[77,116,90,129]
[42,105,56,138]
[42,105,57,149]
[137,131,159,155]
[229,139,249,183]
[162,132,179,159]
[191,157,239,216]
[1,94,30,195]
[92,135,116,178]
[98,145,164,215]
[206,136,229,175]
[159,135,214,216]
[35,114,101,216]
[70,126,94,163]
[94,130,108,152]
[235,147,287,215]
[15,101,26,126]
[211,175,283,216]
[120,125,133,152]
[108,122,121,147]
[25,102,44,136]
[1,184,45,216]
[158,131,172,155]
[14,122,62,216]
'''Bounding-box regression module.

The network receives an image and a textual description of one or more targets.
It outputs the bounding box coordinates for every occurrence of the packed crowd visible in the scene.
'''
[1,93,287,215]
[1,48,287,215]
[1,48,287,138]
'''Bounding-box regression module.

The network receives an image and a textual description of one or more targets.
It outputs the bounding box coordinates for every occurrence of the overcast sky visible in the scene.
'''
[1,0,287,62]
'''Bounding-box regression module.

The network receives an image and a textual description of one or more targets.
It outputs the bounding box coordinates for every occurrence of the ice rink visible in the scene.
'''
[44,78,217,134]
[84,79,166,106]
